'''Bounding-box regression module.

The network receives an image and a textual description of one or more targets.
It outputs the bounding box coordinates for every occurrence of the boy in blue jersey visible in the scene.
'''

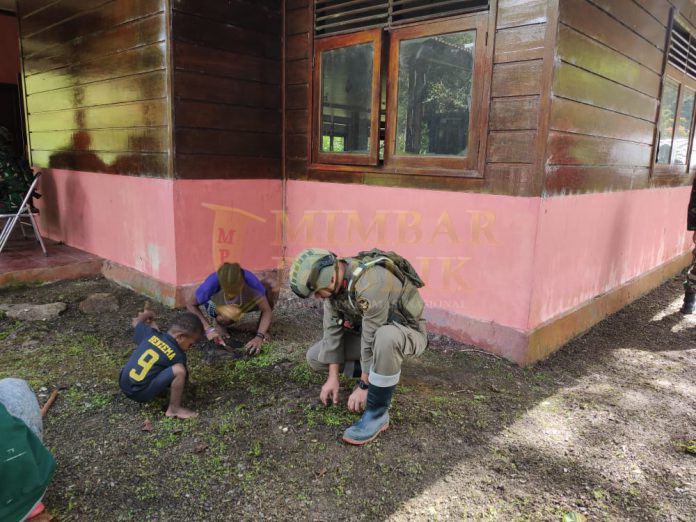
[119,311,203,419]
[186,262,274,356]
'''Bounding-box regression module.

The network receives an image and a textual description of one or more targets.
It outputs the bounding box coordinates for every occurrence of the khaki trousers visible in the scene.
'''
[306,320,428,386]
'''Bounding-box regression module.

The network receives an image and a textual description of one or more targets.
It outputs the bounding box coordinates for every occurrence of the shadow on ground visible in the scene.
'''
[0,275,694,521]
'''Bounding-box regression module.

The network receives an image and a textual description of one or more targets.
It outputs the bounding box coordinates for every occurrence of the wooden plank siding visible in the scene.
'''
[171,0,282,180]
[17,0,170,178]
[283,0,311,181]
[545,0,696,195]
[281,0,696,196]
[285,0,547,196]
[485,0,548,195]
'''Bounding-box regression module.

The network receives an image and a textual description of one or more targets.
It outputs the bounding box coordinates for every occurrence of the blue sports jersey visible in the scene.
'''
[120,323,186,397]
[194,269,266,306]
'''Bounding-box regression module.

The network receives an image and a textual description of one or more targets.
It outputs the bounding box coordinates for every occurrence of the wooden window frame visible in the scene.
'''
[310,13,490,179]
[312,29,382,166]
[653,64,696,177]
[384,15,487,175]
[653,13,696,178]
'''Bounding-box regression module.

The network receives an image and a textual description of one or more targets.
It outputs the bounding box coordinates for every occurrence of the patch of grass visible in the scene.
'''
[674,439,696,455]
[238,462,262,492]
[134,480,159,501]
[0,331,121,388]
[561,511,587,522]
[214,411,239,436]
[592,487,607,501]
[159,415,198,434]
[90,392,113,410]
[0,319,23,341]
[233,345,279,371]
[303,403,356,428]
[248,440,263,458]
[288,363,323,385]
[431,395,449,405]
[0,279,44,291]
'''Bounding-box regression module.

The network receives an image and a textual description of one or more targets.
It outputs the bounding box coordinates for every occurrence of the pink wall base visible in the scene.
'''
[530,186,692,327]
[39,169,178,284]
[284,180,540,332]
[36,169,693,364]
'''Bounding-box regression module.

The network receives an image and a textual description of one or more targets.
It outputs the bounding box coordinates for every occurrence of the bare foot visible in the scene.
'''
[166,407,198,419]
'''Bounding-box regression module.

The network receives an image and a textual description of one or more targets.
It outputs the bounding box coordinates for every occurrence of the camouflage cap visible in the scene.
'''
[288,248,337,298]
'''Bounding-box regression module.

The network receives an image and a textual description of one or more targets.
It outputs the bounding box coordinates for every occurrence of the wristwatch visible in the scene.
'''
[357,379,369,390]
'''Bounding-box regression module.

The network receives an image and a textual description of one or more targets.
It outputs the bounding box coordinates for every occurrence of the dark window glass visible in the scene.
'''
[395,30,475,156]
[320,43,374,154]
[656,79,679,164]
[673,87,694,165]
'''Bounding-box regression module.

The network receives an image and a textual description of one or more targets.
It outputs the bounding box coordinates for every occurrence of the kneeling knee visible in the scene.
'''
[374,326,400,351]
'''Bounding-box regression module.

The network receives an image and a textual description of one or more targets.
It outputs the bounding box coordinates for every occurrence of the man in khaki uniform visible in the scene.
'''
[289,248,428,445]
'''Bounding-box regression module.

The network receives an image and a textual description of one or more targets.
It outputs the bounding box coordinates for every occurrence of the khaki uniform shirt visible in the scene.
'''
[318,259,420,371]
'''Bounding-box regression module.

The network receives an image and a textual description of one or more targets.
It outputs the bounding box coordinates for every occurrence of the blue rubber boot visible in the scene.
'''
[342,384,395,445]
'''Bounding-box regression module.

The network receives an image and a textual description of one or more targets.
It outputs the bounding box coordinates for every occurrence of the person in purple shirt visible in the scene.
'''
[186,262,275,355]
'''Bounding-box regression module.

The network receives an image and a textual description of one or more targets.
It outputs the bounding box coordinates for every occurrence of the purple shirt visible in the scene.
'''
[194,269,266,305]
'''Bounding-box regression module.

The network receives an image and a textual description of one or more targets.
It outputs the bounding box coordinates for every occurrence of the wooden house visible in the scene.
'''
[5,0,696,363]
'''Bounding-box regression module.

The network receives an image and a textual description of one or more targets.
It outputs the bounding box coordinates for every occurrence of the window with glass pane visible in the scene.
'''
[320,43,374,154]
[656,79,679,164]
[672,87,695,165]
[395,31,475,156]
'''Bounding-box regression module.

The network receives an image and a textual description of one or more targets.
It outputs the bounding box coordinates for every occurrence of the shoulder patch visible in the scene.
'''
[357,297,370,312]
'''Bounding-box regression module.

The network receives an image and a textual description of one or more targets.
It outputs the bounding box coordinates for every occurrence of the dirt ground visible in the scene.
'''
[0,275,694,521]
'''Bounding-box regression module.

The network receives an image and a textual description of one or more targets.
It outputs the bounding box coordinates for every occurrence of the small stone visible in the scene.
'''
[282,427,289,433]
[79,293,119,314]
[0,302,66,321]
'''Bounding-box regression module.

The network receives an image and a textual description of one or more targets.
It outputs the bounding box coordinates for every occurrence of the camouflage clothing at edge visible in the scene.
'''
[0,126,33,213]
[682,178,696,304]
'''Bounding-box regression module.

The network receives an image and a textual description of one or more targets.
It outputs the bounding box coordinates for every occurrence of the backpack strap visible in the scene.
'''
[347,257,404,311]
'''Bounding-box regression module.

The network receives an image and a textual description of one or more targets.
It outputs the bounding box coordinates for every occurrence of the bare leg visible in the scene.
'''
[165,364,198,419]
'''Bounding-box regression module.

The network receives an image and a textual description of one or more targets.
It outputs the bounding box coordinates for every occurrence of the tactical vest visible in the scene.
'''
[345,249,425,330]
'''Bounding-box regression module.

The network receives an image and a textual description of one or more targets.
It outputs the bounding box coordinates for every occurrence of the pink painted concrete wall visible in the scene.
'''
[35,169,692,361]
[173,179,283,285]
[38,169,178,284]
[285,181,693,342]
[529,186,692,327]
[284,180,541,331]
[38,171,284,287]
[0,13,20,85]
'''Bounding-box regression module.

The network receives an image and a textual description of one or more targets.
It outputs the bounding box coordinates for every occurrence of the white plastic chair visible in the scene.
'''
[0,172,46,255]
